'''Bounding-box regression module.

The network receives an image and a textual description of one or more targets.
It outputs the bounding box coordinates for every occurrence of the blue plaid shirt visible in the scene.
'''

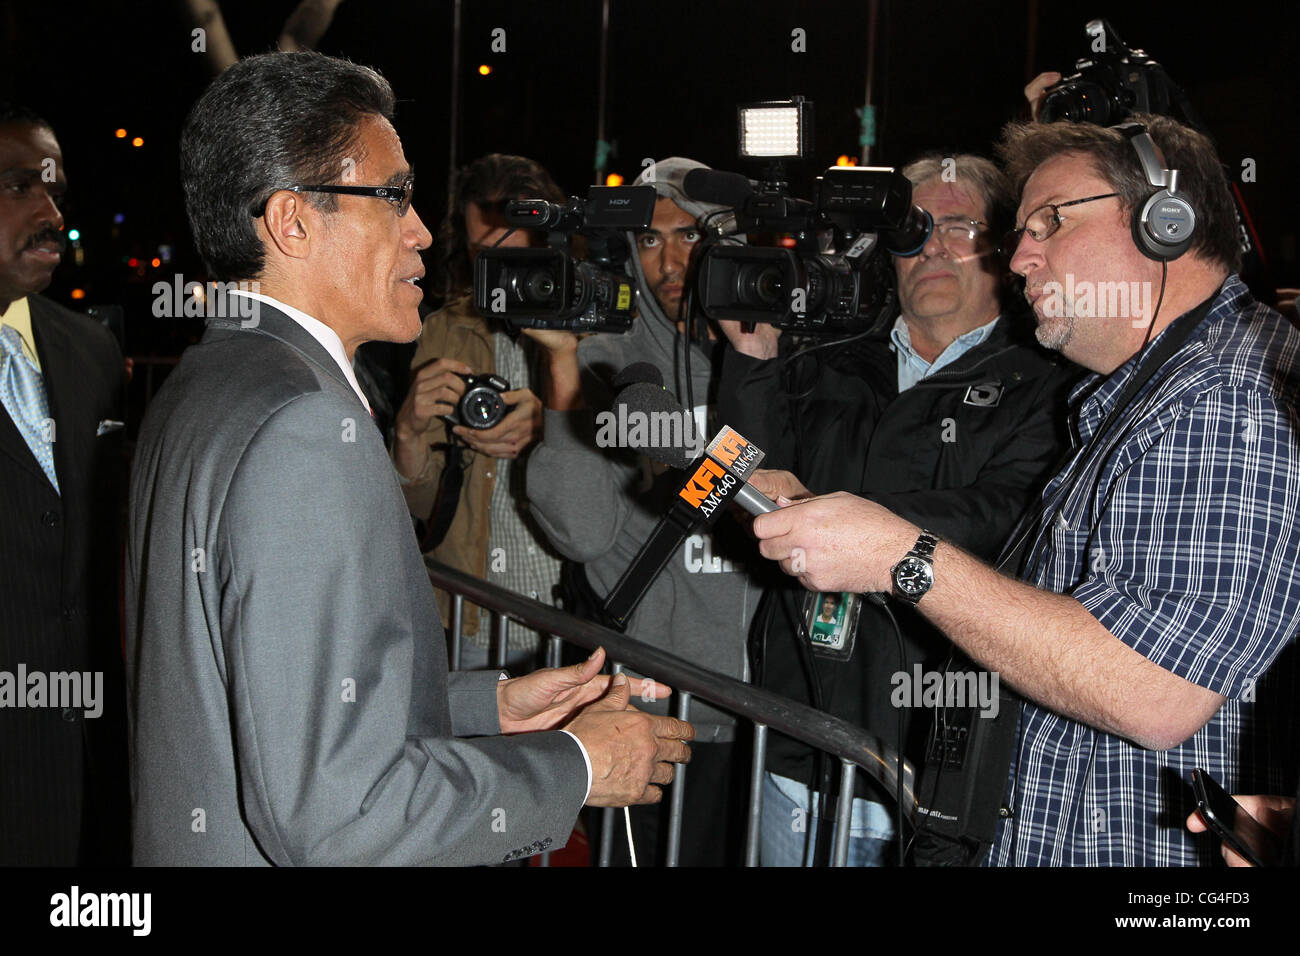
[988,275,1300,866]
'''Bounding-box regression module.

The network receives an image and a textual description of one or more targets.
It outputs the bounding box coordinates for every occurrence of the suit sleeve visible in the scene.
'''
[220,390,586,865]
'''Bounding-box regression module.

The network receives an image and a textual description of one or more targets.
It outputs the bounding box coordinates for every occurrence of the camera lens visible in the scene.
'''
[736,262,785,308]
[524,270,557,303]
[460,386,506,429]
[1040,81,1121,125]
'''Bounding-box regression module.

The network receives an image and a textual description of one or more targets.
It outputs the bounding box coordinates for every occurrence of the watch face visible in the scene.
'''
[894,556,934,596]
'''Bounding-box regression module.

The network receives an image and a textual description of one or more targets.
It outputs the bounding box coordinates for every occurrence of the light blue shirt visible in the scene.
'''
[891,314,1001,392]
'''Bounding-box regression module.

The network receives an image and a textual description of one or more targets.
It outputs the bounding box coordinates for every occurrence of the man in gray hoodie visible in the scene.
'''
[526,157,762,865]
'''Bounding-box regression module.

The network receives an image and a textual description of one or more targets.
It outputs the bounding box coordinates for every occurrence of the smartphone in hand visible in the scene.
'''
[1192,768,1283,867]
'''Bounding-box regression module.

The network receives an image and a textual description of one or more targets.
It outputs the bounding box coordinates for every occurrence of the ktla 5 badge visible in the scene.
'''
[963,382,1003,407]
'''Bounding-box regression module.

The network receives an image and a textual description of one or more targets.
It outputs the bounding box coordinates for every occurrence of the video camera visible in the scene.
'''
[473,185,656,333]
[1040,19,1192,126]
[687,99,932,336]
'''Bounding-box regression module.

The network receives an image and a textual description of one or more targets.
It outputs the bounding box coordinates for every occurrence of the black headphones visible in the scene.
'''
[1114,122,1197,261]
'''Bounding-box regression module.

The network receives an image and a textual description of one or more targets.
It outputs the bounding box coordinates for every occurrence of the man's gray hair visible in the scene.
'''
[900,153,1016,237]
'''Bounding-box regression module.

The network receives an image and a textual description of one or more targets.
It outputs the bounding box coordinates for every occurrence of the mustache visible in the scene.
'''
[24,229,66,253]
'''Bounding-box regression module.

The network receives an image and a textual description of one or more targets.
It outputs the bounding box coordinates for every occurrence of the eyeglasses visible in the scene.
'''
[930,217,989,250]
[1001,192,1119,255]
[256,175,416,217]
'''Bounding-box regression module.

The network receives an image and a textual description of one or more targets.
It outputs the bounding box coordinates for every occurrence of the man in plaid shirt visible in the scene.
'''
[750,114,1300,865]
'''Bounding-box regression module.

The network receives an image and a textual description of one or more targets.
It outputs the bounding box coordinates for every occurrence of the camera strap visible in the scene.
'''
[419,441,465,553]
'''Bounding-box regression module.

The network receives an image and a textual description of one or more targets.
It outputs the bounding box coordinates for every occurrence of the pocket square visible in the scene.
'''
[96,419,125,436]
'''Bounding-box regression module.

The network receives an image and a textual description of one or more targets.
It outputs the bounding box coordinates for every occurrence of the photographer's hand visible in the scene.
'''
[393,358,471,479]
[1024,71,1063,121]
[522,328,585,411]
[718,318,781,360]
[453,387,543,459]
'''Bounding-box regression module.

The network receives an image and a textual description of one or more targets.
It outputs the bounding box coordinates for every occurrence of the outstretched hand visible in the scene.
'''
[496,647,671,734]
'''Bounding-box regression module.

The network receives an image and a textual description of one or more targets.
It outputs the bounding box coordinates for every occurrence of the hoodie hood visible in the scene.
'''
[621,157,730,394]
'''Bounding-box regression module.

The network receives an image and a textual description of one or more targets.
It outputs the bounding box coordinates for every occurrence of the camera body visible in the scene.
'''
[1040,19,1182,125]
[696,166,931,335]
[445,373,511,431]
[473,185,656,333]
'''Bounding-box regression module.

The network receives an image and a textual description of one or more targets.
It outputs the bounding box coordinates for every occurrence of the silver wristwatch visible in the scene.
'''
[891,530,939,605]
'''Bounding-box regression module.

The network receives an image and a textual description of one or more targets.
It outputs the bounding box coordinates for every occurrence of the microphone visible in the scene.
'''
[614,378,778,515]
[612,361,663,391]
[600,372,779,626]
[682,168,758,208]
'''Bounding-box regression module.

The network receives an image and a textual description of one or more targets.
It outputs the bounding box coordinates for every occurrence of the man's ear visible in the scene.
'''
[258,189,314,261]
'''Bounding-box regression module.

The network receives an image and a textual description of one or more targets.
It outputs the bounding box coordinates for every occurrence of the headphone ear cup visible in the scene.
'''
[1132,189,1197,261]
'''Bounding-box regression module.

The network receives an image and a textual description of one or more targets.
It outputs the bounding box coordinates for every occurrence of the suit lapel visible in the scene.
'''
[30,296,93,500]
[206,297,364,410]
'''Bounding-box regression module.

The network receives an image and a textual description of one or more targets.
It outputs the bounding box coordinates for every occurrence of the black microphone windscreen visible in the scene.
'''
[682,168,754,208]
[612,362,663,391]
[611,381,698,470]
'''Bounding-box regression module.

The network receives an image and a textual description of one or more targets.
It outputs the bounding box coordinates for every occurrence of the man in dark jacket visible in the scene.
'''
[0,103,129,865]
[718,153,1079,865]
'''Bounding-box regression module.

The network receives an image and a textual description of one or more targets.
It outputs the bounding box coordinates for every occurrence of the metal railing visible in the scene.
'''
[426,559,918,867]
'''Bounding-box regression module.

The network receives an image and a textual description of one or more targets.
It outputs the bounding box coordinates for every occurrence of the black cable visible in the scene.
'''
[865,592,909,866]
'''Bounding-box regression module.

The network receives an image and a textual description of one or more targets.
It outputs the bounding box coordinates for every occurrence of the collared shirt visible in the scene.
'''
[989,275,1300,866]
[891,313,1000,392]
[229,289,372,414]
[0,297,40,371]
[470,329,564,652]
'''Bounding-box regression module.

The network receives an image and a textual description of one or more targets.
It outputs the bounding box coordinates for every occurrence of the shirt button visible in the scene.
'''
[529,590,538,599]
[1055,513,1070,531]
[61,707,77,722]
[485,472,493,479]
[62,607,77,620]
[42,510,59,527]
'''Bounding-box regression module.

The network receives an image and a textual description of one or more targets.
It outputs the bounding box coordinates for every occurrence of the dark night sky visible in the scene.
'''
[2,0,1297,356]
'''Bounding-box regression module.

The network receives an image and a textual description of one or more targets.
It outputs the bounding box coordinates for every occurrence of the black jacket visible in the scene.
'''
[718,315,1081,795]
[0,294,129,865]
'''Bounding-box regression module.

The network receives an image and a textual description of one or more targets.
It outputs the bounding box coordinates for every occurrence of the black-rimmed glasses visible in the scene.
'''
[1001,192,1119,256]
[256,175,415,217]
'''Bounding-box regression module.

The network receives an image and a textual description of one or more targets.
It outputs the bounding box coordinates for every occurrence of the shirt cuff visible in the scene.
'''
[559,730,593,803]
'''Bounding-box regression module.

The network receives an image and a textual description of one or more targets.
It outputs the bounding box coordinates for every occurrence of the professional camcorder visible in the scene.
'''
[473,185,656,333]
[1040,19,1190,126]
[689,163,931,336]
[684,97,931,336]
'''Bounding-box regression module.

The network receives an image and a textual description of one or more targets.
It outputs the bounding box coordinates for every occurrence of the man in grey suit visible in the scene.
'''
[126,52,692,866]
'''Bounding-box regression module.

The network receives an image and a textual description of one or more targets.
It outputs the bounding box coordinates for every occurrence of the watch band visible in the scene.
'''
[911,530,939,560]
[891,529,940,605]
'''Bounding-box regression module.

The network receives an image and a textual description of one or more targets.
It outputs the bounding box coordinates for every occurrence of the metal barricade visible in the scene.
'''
[428,559,917,867]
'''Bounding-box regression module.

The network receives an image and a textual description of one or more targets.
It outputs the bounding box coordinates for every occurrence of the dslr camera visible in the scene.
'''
[473,185,656,333]
[445,373,511,430]
[1040,19,1189,125]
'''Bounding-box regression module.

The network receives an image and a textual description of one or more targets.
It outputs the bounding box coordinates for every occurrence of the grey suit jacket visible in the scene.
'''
[125,302,586,865]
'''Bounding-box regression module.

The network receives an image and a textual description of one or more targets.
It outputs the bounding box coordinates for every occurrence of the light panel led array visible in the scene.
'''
[740,106,802,158]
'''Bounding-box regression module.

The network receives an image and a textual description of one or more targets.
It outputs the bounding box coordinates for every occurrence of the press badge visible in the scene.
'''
[801,590,862,661]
